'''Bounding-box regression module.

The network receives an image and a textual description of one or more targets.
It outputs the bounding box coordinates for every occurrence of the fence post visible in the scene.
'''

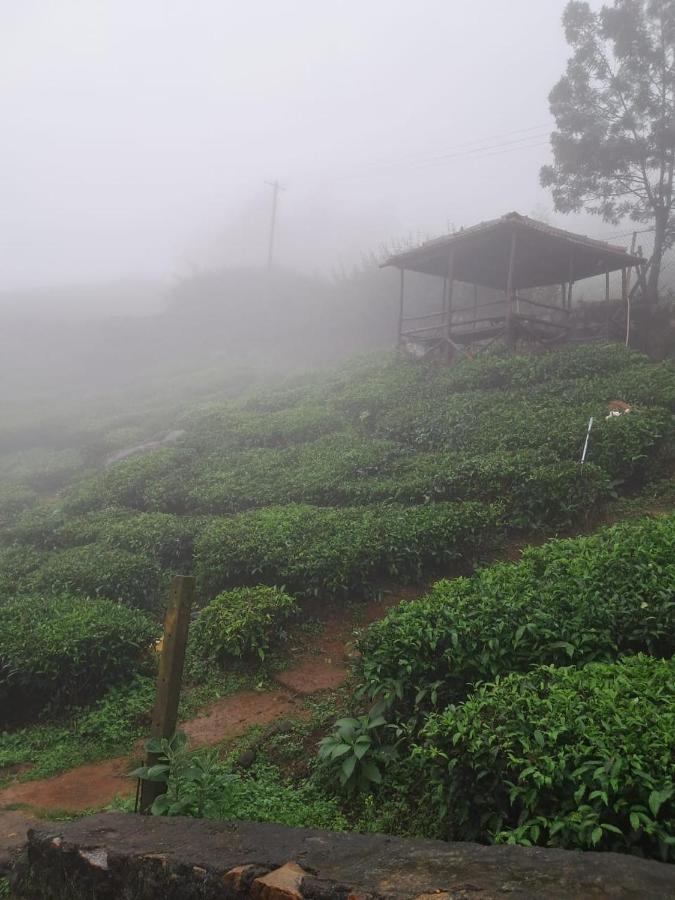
[139,574,196,814]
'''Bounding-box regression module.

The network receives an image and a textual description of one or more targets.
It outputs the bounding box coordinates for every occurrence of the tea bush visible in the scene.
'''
[0,484,37,526]
[100,449,194,512]
[0,594,157,717]
[196,501,500,600]
[358,513,675,720]
[54,509,206,568]
[34,544,164,611]
[0,545,45,598]
[188,586,298,668]
[0,447,84,491]
[418,655,675,861]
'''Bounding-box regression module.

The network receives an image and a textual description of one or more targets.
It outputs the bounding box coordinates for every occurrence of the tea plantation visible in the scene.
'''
[0,344,674,860]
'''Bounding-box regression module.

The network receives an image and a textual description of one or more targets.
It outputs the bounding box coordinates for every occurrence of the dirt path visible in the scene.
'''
[0,592,404,819]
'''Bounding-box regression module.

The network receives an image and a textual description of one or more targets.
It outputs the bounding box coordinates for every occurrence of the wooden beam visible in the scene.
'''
[505,229,518,348]
[139,575,196,814]
[397,268,405,348]
[445,250,456,362]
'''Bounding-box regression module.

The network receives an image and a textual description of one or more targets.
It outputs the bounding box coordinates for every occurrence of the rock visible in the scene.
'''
[251,861,307,898]
[11,811,675,899]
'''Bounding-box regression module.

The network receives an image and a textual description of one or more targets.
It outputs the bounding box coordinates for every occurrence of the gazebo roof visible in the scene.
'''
[382,212,644,290]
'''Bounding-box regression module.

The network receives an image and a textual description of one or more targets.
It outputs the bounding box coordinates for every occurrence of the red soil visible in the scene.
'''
[0,592,410,818]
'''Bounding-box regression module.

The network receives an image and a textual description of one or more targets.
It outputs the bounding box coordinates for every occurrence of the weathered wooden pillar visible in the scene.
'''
[139,575,196,814]
[445,249,456,362]
[605,271,611,338]
[397,268,405,349]
[505,229,518,348]
[622,267,630,347]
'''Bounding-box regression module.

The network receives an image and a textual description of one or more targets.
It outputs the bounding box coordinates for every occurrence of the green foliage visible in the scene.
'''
[419,656,675,861]
[99,449,194,512]
[0,595,157,717]
[0,675,155,783]
[0,544,45,599]
[0,483,38,525]
[0,447,84,491]
[188,586,298,668]
[34,544,164,611]
[318,705,396,795]
[541,0,675,300]
[132,732,347,829]
[53,509,206,568]
[196,501,500,600]
[358,513,675,721]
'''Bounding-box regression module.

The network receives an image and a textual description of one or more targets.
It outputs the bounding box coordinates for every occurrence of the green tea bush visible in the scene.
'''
[0,447,84,491]
[34,544,163,611]
[0,484,37,526]
[186,434,403,513]
[0,594,157,717]
[358,513,675,720]
[196,501,500,600]
[336,455,609,529]
[54,509,206,568]
[189,586,298,668]
[419,655,675,861]
[100,449,194,512]
[0,545,45,598]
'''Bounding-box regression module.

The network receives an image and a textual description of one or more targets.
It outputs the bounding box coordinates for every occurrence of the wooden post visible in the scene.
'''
[622,267,630,347]
[397,268,405,348]
[605,270,611,339]
[567,254,574,312]
[139,575,196,814]
[445,249,455,362]
[505,229,518,348]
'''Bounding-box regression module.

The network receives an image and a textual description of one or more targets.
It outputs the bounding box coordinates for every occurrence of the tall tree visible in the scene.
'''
[541,0,675,303]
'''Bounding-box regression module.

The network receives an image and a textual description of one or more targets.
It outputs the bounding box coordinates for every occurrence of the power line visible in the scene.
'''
[329,123,552,182]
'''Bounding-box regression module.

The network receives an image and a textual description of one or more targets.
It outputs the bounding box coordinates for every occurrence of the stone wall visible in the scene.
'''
[12,812,675,899]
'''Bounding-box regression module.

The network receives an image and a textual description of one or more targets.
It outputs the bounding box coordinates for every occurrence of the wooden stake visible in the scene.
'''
[139,575,196,814]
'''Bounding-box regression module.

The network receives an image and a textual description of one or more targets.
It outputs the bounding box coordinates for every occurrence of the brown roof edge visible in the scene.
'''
[381,211,645,269]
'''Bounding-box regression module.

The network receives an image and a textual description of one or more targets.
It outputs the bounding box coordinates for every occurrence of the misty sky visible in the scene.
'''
[2,0,622,292]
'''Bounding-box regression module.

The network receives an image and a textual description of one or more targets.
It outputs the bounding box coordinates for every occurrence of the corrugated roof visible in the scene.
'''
[382,212,644,290]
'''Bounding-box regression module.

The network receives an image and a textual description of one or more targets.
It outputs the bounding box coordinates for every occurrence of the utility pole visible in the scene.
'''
[265,179,284,271]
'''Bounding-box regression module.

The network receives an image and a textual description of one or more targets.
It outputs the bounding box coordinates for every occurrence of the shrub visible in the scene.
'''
[418,655,675,861]
[54,509,206,568]
[0,447,84,491]
[188,586,298,665]
[0,594,157,717]
[34,544,164,611]
[0,484,37,526]
[100,449,194,512]
[0,545,45,599]
[195,501,500,600]
[358,513,675,721]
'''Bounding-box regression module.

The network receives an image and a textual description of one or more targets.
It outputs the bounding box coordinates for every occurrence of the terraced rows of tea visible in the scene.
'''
[1,344,673,860]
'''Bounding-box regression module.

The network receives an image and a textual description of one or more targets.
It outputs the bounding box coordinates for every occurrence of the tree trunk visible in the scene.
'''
[646,208,668,305]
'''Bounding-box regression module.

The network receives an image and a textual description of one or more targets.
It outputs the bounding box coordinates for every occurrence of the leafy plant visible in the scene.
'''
[0,595,158,718]
[131,732,236,817]
[34,543,164,611]
[318,704,397,795]
[132,733,347,829]
[188,585,298,669]
[358,513,675,722]
[195,501,500,600]
[418,655,675,861]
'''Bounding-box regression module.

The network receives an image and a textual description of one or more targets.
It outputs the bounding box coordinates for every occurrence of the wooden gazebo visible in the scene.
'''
[382,212,645,356]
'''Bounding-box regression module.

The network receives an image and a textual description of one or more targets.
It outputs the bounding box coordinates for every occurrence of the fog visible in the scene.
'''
[2,0,586,294]
[1,0,652,435]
